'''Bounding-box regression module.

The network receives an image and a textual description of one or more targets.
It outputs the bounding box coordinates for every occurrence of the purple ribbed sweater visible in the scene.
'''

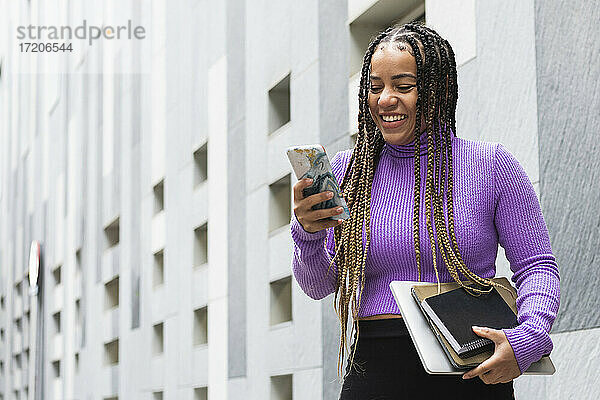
[290,134,560,374]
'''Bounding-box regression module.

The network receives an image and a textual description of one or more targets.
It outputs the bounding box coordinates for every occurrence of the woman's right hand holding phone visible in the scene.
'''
[293,178,345,233]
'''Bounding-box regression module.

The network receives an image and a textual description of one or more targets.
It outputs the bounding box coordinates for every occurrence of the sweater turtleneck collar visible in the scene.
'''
[383,127,454,159]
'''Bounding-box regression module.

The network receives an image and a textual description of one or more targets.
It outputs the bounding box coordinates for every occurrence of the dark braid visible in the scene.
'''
[403,34,426,280]
[328,26,392,378]
[326,22,514,382]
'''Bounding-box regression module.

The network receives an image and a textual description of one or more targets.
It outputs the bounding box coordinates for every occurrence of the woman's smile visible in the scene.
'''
[380,113,408,129]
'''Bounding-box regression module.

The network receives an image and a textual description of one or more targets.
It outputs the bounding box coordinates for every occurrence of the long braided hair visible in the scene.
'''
[325,22,514,380]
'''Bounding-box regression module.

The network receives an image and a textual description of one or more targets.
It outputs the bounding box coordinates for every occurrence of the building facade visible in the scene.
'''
[0,0,598,399]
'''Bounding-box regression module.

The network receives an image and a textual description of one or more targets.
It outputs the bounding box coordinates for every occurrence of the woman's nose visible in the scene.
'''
[378,88,398,108]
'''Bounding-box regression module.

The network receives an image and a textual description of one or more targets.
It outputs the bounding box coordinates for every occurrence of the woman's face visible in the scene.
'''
[368,44,425,145]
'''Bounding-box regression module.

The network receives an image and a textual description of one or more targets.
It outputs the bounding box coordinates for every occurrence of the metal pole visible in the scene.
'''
[28,241,44,400]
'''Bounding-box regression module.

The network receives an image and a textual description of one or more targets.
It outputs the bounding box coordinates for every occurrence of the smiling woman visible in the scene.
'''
[290,21,559,400]
[368,48,426,146]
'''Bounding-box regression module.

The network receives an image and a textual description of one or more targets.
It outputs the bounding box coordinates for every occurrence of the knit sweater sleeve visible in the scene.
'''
[290,150,351,300]
[493,144,561,374]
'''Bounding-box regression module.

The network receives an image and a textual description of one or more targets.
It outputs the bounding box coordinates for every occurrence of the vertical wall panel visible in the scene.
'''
[535,0,600,332]
[226,0,247,380]
[318,0,350,398]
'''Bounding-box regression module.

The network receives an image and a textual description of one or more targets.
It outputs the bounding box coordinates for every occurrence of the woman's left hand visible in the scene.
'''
[462,326,521,384]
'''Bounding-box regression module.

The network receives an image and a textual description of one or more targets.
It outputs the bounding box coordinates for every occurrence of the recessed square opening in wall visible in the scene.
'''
[52,360,60,377]
[104,339,119,365]
[104,276,119,310]
[193,142,208,187]
[153,322,164,355]
[153,179,165,214]
[104,217,120,249]
[75,299,81,322]
[194,387,208,400]
[413,10,425,24]
[53,265,61,285]
[268,73,290,135]
[52,312,61,334]
[349,0,425,77]
[74,352,79,373]
[15,281,22,303]
[268,174,291,234]
[270,276,292,326]
[193,306,208,346]
[270,374,293,400]
[153,249,164,287]
[75,249,82,280]
[152,392,163,400]
[193,223,208,268]
[351,131,358,147]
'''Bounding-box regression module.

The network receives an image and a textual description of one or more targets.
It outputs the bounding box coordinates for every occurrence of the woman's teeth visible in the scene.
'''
[381,114,407,122]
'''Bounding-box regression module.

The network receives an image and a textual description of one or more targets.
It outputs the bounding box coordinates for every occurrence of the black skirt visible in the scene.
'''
[338,318,515,400]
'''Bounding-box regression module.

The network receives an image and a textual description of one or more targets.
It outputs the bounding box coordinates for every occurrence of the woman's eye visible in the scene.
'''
[369,85,413,93]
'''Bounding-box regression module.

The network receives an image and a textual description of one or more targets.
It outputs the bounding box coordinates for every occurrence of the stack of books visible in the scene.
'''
[411,277,520,369]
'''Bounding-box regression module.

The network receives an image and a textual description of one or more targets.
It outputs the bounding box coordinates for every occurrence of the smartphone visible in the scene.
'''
[286,144,350,221]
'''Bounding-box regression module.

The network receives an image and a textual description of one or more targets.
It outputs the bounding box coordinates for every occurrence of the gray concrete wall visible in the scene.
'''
[535,0,600,333]
[512,1,600,399]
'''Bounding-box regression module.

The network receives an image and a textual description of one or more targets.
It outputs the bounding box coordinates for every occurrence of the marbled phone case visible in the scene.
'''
[286,144,350,221]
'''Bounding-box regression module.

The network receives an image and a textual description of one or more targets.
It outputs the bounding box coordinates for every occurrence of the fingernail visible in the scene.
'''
[306,178,313,183]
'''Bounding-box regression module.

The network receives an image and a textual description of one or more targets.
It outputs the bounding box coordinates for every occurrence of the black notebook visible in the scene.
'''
[420,286,519,359]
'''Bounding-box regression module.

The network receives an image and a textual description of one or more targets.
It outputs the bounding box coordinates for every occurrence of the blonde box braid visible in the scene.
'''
[323,22,515,381]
